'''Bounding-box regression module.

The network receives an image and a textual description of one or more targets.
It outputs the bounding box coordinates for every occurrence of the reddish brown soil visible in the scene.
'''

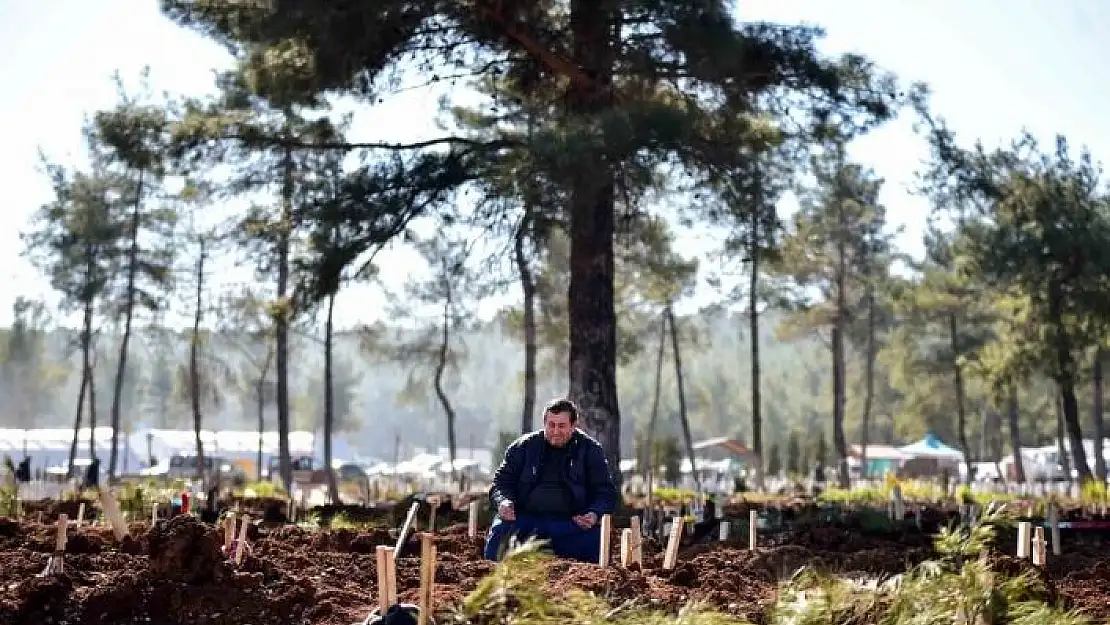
[1,516,1108,625]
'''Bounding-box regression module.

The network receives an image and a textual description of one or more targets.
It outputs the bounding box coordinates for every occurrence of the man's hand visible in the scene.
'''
[572,512,598,529]
[498,500,516,521]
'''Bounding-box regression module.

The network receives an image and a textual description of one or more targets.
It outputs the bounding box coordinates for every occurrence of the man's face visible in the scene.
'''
[543,410,575,447]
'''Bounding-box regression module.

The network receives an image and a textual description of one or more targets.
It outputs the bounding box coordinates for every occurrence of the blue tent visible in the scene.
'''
[898,432,963,459]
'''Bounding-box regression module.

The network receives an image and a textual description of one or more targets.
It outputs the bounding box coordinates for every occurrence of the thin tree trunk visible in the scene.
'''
[644,313,667,512]
[1007,384,1026,483]
[666,305,700,491]
[256,348,273,482]
[949,311,972,482]
[1057,391,1071,481]
[859,285,877,478]
[747,224,763,490]
[109,171,144,481]
[323,290,340,503]
[514,224,537,434]
[275,143,294,491]
[1050,280,1091,483]
[566,0,622,490]
[88,348,98,460]
[1093,348,1106,484]
[433,297,459,486]
[832,163,849,488]
[68,296,94,477]
[190,238,207,484]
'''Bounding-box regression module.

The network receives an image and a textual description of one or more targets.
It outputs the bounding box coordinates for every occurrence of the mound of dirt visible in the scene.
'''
[146,515,226,583]
[1,515,1109,625]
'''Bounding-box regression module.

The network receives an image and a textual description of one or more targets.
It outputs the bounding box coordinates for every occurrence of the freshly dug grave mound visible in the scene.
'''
[147,515,226,583]
[1,515,1109,625]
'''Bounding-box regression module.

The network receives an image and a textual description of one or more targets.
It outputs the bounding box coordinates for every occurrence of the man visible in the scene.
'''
[484,398,617,563]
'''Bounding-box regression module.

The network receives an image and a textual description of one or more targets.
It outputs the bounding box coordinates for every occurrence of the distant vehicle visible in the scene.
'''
[165,454,247,483]
[267,455,317,483]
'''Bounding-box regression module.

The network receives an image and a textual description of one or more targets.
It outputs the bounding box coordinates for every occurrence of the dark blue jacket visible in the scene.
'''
[489,429,617,517]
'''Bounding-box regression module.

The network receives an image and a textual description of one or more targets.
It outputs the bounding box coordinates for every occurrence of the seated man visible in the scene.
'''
[484,398,617,563]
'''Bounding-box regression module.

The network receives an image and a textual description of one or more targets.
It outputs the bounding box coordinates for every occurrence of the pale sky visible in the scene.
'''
[1,0,1107,329]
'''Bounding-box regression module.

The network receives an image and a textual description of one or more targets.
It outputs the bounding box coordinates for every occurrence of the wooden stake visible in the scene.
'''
[376,545,398,610]
[98,489,129,541]
[598,514,612,567]
[1017,521,1031,559]
[1032,526,1047,567]
[748,510,758,550]
[619,528,632,567]
[76,502,85,528]
[223,513,237,554]
[233,515,251,565]
[891,485,905,521]
[662,515,683,570]
[718,520,729,541]
[151,503,159,525]
[417,534,437,625]
[467,500,479,538]
[376,546,390,614]
[428,496,439,532]
[394,501,421,558]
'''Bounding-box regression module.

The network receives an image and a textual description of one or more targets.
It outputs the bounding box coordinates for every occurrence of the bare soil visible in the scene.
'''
[1,515,1108,625]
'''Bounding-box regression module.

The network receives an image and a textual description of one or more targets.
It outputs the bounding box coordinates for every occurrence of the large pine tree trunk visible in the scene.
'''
[566,0,622,486]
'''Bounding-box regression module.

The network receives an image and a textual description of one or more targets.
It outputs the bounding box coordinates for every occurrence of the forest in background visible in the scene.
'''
[0,302,1070,470]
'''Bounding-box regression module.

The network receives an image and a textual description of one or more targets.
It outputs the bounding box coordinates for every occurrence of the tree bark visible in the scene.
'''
[1007,384,1026,483]
[109,169,144,481]
[1050,278,1091,483]
[859,284,876,478]
[256,348,273,482]
[434,297,459,486]
[566,0,623,487]
[666,305,700,491]
[67,293,94,478]
[190,238,207,484]
[747,217,763,489]
[88,347,99,461]
[514,223,537,434]
[275,143,294,491]
[644,313,667,512]
[323,290,340,503]
[1093,348,1106,484]
[1056,390,1072,480]
[832,161,849,488]
[948,311,972,482]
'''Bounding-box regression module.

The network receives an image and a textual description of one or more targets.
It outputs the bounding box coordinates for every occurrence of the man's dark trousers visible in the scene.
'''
[483,513,601,563]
